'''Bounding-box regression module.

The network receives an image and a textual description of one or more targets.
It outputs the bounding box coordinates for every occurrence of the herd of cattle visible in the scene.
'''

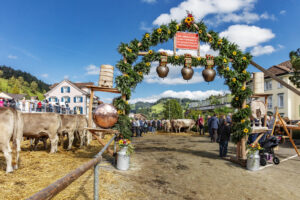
[0,107,91,173]
[162,119,196,133]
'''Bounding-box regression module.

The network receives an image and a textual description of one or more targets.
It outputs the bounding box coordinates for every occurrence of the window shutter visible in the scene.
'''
[80,107,83,114]
[61,87,63,93]
[68,97,70,103]
[80,97,83,102]
[74,107,76,113]
[74,97,76,103]
[68,87,70,93]
[55,97,58,102]
[61,97,64,102]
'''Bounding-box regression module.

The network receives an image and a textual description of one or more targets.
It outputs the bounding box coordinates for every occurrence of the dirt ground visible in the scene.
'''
[1,132,300,200]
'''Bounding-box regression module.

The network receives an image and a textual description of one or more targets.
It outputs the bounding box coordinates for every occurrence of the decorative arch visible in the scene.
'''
[113,14,252,143]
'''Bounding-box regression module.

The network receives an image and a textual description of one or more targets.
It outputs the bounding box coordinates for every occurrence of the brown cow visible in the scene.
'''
[0,108,23,173]
[59,114,78,150]
[171,119,195,133]
[23,113,61,153]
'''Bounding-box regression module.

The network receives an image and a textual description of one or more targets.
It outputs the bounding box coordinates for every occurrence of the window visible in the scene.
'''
[74,106,83,114]
[61,86,70,93]
[278,93,284,108]
[74,96,83,103]
[267,95,272,109]
[49,96,58,102]
[278,77,283,89]
[264,80,272,91]
[61,96,70,103]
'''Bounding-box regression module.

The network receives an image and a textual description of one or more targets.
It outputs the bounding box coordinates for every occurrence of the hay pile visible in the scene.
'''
[0,135,140,200]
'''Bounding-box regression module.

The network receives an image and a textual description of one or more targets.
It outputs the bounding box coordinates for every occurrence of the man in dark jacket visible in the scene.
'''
[219,120,231,157]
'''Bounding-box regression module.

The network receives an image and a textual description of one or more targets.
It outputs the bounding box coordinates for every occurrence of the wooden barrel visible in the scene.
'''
[98,65,114,88]
[253,72,264,94]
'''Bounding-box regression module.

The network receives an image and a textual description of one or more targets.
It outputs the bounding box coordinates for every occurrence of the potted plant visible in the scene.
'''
[246,143,263,171]
[117,139,134,170]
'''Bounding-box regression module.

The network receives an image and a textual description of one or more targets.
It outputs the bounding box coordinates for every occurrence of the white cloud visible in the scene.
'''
[279,10,286,15]
[219,25,275,50]
[251,45,275,56]
[260,12,276,20]
[140,21,152,32]
[153,0,258,25]
[129,89,229,104]
[64,75,69,79]
[213,11,260,24]
[8,54,17,59]
[85,64,99,75]
[41,73,48,78]
[142,0,156,3]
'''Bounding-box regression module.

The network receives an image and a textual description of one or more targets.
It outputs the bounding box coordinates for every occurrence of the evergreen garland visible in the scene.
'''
[113,15,253,142]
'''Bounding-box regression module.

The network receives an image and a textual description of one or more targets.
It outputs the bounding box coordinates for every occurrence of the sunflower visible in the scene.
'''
[232,51,237,56]
[223,58,227,63]
[117,110,123,115]
[145,33,150,38]
[242,69,247,74]
[217,39,222,45]
[235,97,239,101]
[241,86,246,91]
[176,25,179,30]
[198,29,202,34]
[119,140,123,145]
[197,57,201,61]
[148,50,153,54]
[185,17,192,24]
[157,28,162,34]
[168,30,171,35]
[242,56,247,61]
[175,55,179,59]
[123,73,129,77]
[232,78,236,82]
[146,62,151,66]
[209,38,213,43]
[125,101,129,105]
[245,105,249,108]
[243,128,249,133]
[138,72,143,76]
[241,119,245,123]
[127,48,132,53]
[226,66,230,71]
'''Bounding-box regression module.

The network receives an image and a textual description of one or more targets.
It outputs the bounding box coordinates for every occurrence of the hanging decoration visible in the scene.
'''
[114,13,253,143]
[156,52,169,78]
[181,54,194,80]
[202,55,216,82]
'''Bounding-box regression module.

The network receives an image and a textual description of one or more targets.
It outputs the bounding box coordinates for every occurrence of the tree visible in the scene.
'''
[12,84,20,94]
[163,99,183,120]
[0,70,3,77]
[30,81,38,92]
[289,48,300,88]
[208,95,221,105]
[185,109,202,120]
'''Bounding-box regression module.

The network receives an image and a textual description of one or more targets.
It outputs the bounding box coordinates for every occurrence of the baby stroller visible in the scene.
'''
[259,135,281,166]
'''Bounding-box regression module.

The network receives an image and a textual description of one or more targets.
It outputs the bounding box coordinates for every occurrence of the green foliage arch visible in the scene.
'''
[113,15,253,143]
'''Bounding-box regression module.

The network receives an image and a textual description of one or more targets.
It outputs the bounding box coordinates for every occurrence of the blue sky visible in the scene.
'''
[0,0,299,103]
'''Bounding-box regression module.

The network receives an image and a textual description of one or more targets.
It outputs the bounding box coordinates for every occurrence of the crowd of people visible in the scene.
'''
[0,97,76,114]
[196,114,232,158]
[131,119,163,137]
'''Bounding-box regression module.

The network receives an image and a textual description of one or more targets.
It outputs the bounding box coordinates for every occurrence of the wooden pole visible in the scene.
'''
[270,108,279,135]
[264,96,268,127]
[88,89,95,127]
[240,82,247,160]
[27,156,102,200]
[250,61,300,96]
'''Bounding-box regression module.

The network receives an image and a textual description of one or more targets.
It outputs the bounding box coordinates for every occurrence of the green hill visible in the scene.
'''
[0,66,50,100]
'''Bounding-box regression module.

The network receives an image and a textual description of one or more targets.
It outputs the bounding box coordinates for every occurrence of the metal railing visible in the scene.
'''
[27,133,119,200]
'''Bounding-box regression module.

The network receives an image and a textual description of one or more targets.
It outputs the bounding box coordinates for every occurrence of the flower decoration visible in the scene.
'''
[127,48,132,53]
[197,57,201,61]
[226,66,230,71]
[209,38,213,43]
[235,97,239,101]
[233,51,237,56]
[232,78,236,82]
[125,101,129,105]
[145,33,150,38]
[157,28,162,34]
[223,58,227,63]
[217,39,222,45]
[117,110,123,115]
[198,29,202,34]
[138,72,143,76]
[247,143,263,155]
[241,86,246,91]
[118,139,134,155]
[146,62,151,66]
[123,73,129,77]
[241,119,245,123]
[243,128,249,133]
[242,69,247,74]
[176,25,179,30]
[184,13,194,26]
[168,30,171,35]
[246,105,249,108]
[175,55,179,59]
[148,50,153,55]
[242,56,247,61]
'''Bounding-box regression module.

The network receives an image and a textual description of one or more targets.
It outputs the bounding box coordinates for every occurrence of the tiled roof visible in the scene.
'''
[3,93,26,100]
[265,60,293,78]
[50,81,94,89]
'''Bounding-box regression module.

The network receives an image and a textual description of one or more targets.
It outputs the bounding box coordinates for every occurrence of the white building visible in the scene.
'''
[44,80,98,115]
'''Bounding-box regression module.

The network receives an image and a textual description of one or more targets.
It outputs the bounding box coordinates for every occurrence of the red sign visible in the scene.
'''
[175,32,199,50]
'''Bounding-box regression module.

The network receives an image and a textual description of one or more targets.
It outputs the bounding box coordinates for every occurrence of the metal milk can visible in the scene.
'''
[247,151,260,171]
[117,147,130,170]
